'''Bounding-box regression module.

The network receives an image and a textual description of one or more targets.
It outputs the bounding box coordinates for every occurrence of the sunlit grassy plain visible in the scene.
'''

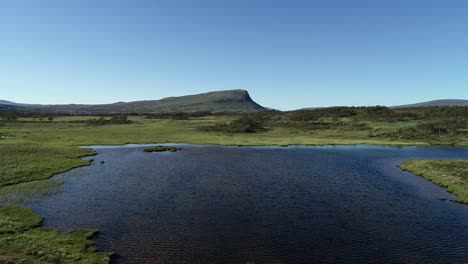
[0,179,64,203]
[1,114,468,262]
[399,159,468,204]
[0,204,111,263]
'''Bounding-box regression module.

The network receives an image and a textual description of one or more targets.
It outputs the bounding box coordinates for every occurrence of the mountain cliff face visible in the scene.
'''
[393,99,468,108]
[0,90,266,114]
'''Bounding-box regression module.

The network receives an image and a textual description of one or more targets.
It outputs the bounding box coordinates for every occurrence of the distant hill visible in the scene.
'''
[0,89,266,114]
[393,99,468,108]
[0,100,29,106]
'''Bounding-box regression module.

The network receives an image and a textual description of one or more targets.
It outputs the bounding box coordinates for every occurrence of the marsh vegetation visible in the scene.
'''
[0,204,111,263]
[0,178,64,203]
[399,159,468,203]
[143,146,180,152]
[1,106,468,262]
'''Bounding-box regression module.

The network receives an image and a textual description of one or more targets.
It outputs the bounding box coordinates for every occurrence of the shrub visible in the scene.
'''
[287,107,357,121]
[416,119,467,136]
[85,115,131,126]
[201,116,266,133]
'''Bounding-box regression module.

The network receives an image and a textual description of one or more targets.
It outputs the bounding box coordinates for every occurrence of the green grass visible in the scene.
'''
[0,179,64,203]
[399,159,468,203]
[144,146,180,152]
[0,205,111,264]
[0,142,93,187]
[0,205,42,234]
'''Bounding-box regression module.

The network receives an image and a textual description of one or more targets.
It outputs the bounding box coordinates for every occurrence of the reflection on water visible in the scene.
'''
[28,145,468,264]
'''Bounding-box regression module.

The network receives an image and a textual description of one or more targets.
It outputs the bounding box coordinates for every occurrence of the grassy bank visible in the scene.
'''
[0,142,94,187]
[0,204,111,263]
[0,178,64,203]
[399,159,468,203]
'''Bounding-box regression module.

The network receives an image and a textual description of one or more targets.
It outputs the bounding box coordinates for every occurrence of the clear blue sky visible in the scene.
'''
[1,0,467,110]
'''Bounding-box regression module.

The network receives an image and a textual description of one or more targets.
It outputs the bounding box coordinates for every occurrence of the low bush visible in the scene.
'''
[286,107,357,121]
[201,116,266,133]
[85,115,131,126]
[416,119,467,136]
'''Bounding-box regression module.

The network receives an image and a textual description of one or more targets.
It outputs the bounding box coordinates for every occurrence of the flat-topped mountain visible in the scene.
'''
[0,89,266,114]
[393,99,468,108]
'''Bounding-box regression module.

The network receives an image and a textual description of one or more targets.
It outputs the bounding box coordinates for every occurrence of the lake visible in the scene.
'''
[27,145,468,263]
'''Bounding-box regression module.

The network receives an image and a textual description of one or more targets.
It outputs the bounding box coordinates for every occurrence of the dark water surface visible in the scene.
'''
[28,145,468,264]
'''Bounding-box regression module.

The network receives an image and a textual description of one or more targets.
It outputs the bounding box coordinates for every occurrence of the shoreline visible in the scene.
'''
[399,159,468,204]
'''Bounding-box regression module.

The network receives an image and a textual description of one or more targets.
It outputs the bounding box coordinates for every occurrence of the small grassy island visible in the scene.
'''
[143,145,180,152]
[399,159,468,204]
[0,204,111,263]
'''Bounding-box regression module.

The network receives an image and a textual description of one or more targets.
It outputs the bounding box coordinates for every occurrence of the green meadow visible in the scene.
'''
[399,159,468,204]
[0,204,111,263]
